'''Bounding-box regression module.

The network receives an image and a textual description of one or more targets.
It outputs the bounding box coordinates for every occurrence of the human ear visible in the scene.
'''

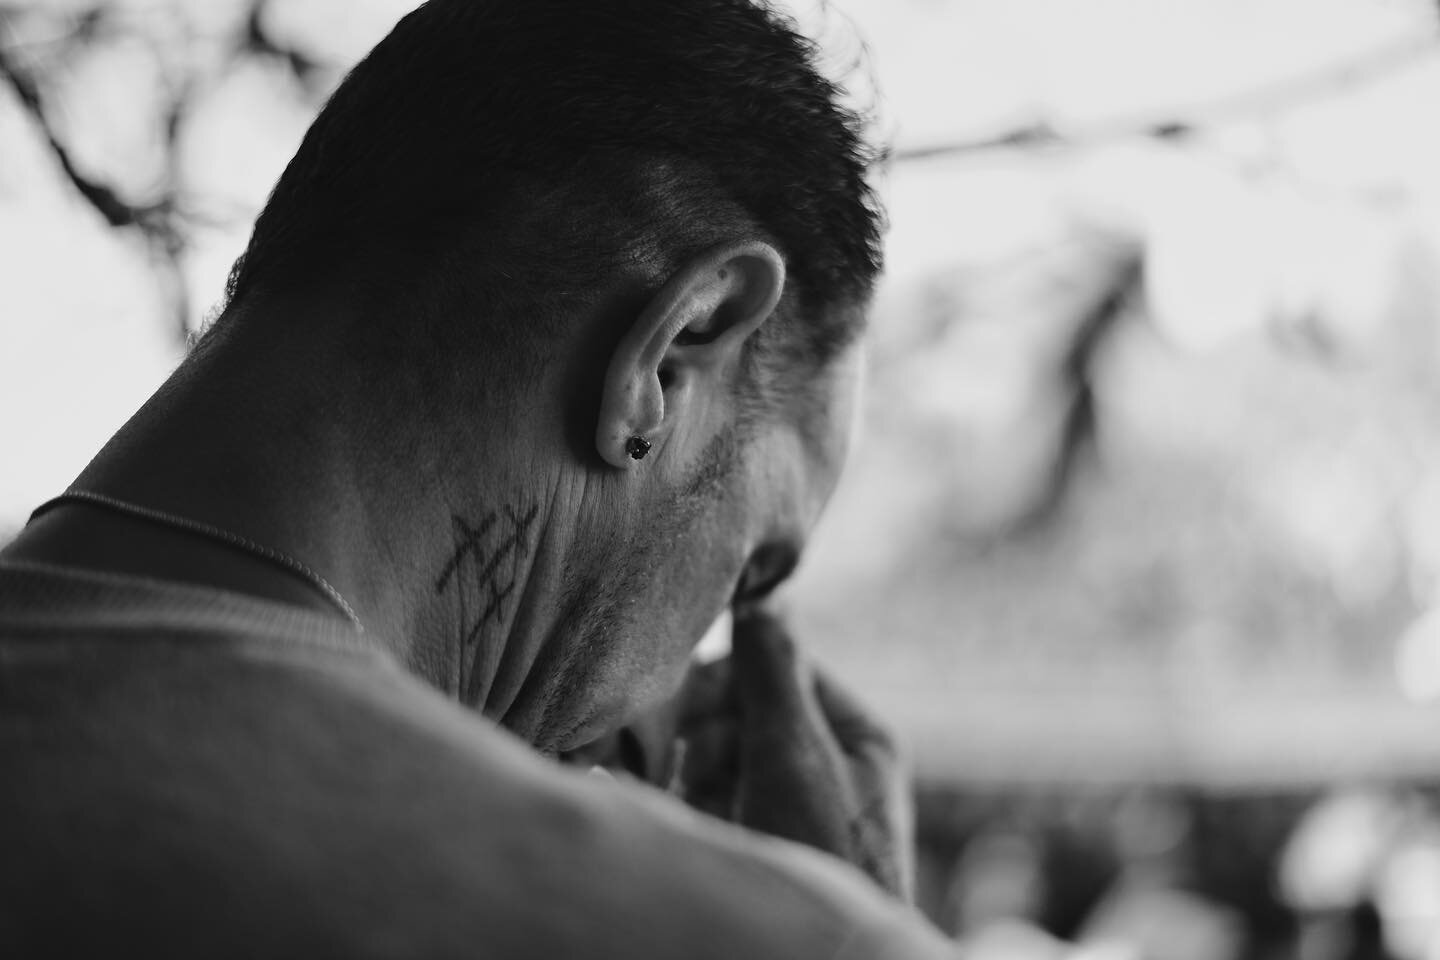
[595,241,785,469]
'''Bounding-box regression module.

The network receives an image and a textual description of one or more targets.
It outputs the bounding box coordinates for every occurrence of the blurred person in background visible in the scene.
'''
[0,0,953,955]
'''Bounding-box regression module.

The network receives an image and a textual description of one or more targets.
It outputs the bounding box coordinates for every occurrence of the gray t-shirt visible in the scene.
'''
[0,560,954,958]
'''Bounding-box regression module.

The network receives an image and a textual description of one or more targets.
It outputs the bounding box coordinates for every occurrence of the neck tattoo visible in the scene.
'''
[433,500,539,703]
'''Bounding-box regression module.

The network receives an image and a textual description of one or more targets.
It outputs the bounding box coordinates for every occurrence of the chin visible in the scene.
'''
[558,651,691,757]
[540,575,728,756]
[554,707,626,755]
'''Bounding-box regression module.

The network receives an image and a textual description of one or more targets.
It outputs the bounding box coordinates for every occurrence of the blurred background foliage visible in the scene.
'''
[7,0,1440,955]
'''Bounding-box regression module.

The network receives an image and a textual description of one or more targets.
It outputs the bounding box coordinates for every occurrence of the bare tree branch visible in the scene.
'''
[0,6,270,342]
[238,0,330,94]
[1013,255,1143,533]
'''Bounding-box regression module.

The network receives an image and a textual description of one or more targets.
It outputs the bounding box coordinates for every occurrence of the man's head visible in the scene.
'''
[214,0,884,749]
[222,0,882,375]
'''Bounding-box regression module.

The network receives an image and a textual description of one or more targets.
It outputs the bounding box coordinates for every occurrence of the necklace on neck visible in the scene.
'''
[29,488,364,632]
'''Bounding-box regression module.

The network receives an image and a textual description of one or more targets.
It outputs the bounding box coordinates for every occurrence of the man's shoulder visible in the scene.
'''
[0,582,945,958]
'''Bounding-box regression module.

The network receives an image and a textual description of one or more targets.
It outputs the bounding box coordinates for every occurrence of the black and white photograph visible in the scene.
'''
[4,1,1440,956]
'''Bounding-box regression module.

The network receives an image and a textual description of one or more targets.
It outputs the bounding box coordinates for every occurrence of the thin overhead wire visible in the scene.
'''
[894,31,1440,164]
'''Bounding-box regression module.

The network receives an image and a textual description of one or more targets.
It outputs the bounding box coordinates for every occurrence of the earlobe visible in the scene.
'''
[595,241,785,470]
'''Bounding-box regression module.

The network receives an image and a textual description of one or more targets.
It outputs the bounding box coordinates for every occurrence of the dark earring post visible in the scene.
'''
[626,436,652,461]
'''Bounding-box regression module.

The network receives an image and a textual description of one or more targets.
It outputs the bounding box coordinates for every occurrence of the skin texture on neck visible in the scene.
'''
[4,245,859,757]
[3,298,608,749]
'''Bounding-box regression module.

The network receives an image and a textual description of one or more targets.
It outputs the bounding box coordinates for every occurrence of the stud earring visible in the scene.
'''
[626,436,652,461]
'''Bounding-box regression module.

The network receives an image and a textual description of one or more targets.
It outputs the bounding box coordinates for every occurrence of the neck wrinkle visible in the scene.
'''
[476,476,602,748]
[421,481,564,732]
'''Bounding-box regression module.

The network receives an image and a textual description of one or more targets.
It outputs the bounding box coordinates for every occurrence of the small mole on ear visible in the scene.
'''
[718,269,728,280]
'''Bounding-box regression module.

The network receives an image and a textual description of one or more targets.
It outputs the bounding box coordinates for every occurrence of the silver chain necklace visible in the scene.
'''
[29,489,363,631]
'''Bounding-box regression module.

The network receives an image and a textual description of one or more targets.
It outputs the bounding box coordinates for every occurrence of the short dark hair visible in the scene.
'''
[224,0,884,386]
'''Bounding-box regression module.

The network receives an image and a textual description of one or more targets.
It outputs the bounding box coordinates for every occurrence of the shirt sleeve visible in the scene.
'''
[559,770,961,960]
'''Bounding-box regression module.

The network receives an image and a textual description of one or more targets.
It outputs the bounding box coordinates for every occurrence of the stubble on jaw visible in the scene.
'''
[528,427,748,753]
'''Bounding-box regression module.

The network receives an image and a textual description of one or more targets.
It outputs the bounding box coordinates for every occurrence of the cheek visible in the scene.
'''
[615,449,761,701]
[649,519,746,659]
[610,533,743,716]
